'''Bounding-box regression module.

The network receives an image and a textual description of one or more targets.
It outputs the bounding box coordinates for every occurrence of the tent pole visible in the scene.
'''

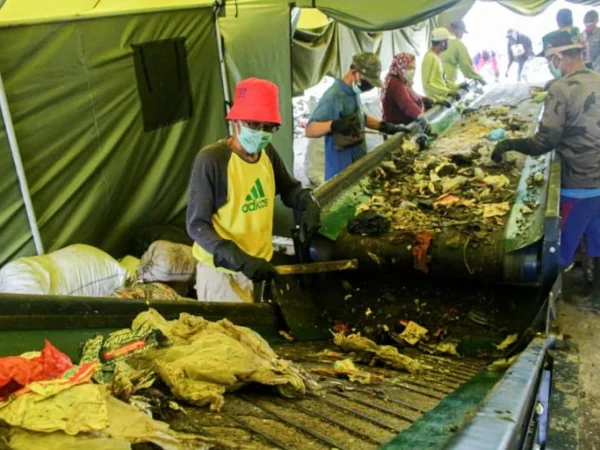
[0,69,44,255]
[214,2,233,135]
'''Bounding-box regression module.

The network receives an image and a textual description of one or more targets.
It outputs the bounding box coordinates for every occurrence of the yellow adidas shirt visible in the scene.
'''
[187,141,302,272]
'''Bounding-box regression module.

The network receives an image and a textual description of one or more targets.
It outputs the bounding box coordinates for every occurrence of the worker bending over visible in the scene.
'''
[492,32,600,311]
[187,78,320,302]
[440,21,485,87]
[305,52,405,181]
[505,29,533,82]
[422,28,461,102]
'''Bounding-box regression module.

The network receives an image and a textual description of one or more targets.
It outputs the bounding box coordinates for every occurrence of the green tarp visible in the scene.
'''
[295,0,462,31]
[0,7,227,263]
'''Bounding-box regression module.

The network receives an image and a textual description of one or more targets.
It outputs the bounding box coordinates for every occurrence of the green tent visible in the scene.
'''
[1,0,599,267]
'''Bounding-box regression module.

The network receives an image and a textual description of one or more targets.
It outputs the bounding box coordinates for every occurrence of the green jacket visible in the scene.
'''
[422,50,451,101]
[440,35,483,87]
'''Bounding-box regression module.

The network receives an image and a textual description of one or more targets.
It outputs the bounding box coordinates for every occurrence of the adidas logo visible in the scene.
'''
[242,178,268,213]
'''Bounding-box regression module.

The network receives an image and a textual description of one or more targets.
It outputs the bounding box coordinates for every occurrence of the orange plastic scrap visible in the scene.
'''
[433,193,460,207]
[412,232,434,274]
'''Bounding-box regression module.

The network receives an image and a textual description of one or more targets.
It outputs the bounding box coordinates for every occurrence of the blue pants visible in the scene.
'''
[560,195,600,267]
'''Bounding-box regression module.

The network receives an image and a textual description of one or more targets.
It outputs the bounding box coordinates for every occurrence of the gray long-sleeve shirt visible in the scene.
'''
[511,69,600,189]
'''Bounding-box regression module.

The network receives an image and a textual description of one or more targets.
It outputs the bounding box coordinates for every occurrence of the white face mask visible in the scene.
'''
[405,69,416,84]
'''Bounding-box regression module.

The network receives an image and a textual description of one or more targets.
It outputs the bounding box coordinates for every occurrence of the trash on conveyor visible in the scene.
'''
[397,320,429,346]
[311,359,384,384]
[333,331,422,374]
[349,105,533,253]
[0,340,73,401]
[487,355,518,372]
[81,309,320,412]
[495,333,519,351]
[347,210,391,236]
[0,381,212,449]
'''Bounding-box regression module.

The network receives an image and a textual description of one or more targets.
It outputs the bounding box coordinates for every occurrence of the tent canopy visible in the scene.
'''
[0,0,216,25]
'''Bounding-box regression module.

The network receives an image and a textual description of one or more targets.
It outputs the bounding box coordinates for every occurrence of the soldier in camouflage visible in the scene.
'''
[492,31,600,311]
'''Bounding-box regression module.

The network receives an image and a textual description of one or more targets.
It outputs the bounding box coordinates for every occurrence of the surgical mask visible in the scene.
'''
[352,74,374,94]
[549,57,563,79]
[237,125,273,154]
[405,69,416,84]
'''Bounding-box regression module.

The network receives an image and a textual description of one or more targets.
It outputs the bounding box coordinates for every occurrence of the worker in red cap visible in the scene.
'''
[186,78,320,302]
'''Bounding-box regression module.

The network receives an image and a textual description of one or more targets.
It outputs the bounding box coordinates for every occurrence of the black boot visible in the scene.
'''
[573,257,600,312]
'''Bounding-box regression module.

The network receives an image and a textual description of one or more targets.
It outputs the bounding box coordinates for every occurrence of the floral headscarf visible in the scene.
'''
[381,53,416,103]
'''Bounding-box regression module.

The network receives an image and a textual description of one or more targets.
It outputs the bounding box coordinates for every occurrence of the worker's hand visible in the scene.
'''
[417,115,432,135]
[491,140,512,163]
[331,113,361,137]
[379,121,410,134]
[243,257,278,282]
[422,97,435,110]
[448,91,461,101]
[435,99,452,108]
[459,82,470,90]
[296,190,321,240]
[213,241,277,281]
[478,78,487,86]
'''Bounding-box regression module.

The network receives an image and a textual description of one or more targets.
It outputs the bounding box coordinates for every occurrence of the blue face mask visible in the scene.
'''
[238,125,273,154]
[549,58,563,79]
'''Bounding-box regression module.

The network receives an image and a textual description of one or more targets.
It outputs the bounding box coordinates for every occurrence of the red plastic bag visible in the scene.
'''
[0,340,73,400]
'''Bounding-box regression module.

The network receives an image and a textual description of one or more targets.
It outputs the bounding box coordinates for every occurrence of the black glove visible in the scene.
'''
[379,121,410,134]
[213,241,276,282]
[295,189,321,240]
[435,99,452,108]
[448,91,461,101]
[478,78,487,86]
[459,82,470,90]
[491,139,512,163]
[417,116,432,135]
[422,97,435,110]
[331,113,361,137]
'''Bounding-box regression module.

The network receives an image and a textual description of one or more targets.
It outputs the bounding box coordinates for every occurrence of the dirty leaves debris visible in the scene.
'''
[348,105,535,273]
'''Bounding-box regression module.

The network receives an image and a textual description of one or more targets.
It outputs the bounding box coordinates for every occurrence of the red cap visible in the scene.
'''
[226,78,282,125]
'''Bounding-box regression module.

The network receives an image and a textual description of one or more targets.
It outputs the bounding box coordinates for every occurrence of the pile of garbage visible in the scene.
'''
[349,105,535,248]
[0,310,320,449]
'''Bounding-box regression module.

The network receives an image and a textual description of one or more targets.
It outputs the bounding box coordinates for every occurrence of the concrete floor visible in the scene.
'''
[559,269,600,450]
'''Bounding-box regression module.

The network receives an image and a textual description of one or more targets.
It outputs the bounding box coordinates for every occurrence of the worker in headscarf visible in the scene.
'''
[306,52,406,181]
[440,21,485,88]
[381,53,448,135]
[582,10,600,71]
[505,29,534,81]
[187,78,320,302]
[492,31,600,311]
[422,28,461,102]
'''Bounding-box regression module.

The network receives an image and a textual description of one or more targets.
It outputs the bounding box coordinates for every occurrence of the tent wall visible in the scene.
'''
[219,0,296,236]
[294,0,462,31]
[0,113,37,263]
[0,7,227,265]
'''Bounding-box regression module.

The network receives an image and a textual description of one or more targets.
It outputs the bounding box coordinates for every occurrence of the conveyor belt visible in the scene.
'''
[161,343,488,450]
[313,84,560,287]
